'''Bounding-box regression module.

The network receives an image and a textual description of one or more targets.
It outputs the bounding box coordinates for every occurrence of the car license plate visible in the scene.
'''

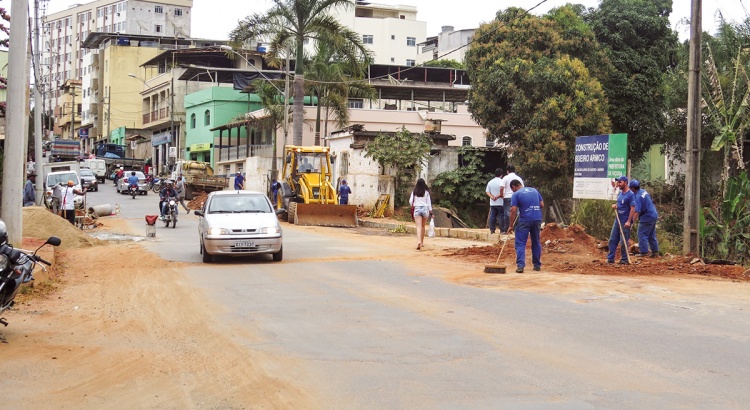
[235,241,254,248]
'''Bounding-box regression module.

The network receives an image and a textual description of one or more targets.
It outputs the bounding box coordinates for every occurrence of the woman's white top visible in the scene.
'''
[409,191,432,211]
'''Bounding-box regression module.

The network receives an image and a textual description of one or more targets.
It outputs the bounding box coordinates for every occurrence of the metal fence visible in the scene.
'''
[219,144,274,161]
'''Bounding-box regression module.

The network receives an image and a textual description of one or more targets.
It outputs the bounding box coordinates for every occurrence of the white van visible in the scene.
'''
[81,159,107,182]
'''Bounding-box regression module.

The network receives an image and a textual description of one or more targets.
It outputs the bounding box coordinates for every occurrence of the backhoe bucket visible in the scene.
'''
[293,204,358,227]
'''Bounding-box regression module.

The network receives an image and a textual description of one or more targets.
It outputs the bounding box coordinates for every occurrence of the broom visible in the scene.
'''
[484,233,511,274]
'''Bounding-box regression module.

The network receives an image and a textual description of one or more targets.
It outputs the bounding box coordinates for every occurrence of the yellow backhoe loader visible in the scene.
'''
[276,145,358,227]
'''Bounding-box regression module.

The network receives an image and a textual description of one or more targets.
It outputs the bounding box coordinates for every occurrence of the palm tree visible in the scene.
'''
[230,0,369,146]
[306,39,375,145]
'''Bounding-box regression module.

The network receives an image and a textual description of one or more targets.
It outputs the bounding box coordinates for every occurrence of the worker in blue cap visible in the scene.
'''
[629,179,660,257]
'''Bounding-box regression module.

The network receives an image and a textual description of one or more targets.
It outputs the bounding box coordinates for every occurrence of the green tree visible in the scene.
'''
[422,59,464,69]
[230,0,369,146]
[363,127,431,205]
[431,147,492,222]
[464,8,610,200]
[584,0,679,162]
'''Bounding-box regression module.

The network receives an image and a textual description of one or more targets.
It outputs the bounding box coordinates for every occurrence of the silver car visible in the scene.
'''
[195,190,283,263]
[116,171,148,195]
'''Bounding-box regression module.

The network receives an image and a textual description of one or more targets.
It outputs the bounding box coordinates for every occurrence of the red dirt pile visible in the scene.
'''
[187,192,208,210]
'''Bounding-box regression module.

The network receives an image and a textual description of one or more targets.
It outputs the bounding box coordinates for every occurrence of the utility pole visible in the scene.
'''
[106,94,111,143]
[170,51,176,163]
[33,0,44,204]
[683,0,702,256]
[283,52,290,148]
[1,0,30,244]
[70,85,76,139]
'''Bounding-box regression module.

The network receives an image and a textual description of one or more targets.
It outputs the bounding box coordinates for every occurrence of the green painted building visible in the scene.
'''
[184,87,263,166]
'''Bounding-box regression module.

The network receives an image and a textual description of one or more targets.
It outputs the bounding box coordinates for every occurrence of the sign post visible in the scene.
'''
[573,133,628,200]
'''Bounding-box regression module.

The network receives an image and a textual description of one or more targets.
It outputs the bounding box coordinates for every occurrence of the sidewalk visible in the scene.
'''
[358,217,509,243]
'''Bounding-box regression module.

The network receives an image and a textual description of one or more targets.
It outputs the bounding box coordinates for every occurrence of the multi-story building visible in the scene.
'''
[330,1,426,66]
[417,25,476,64]
[42,0,193,138]
[54,79,82,141]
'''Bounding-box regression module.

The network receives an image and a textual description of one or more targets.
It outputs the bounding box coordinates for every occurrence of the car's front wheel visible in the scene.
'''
[201,240,213,263]
[272,246,283,262]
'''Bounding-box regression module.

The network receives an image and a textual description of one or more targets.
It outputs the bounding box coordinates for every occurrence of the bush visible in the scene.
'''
[570,199,613,241]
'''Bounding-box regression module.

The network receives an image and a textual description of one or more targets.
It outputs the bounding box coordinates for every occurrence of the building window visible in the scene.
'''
[390,57,395,63]
[391,35,395,40]
[155,6,163,13]
[362,34,373,44]
[155,24,163,33]
[462,136,472,146]
[406,59,415,67]
[174,8,183,16]
[204,110,211,126]
[190,114,196,129]
[348,99,363,109]
[407,37,416,46]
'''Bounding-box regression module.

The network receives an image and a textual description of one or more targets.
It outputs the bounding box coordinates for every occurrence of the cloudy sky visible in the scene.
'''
[48,0,748,41]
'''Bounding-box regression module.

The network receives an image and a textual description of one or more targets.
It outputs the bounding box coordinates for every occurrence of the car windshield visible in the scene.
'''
[208,195,272,214]
[47,173,80,187]
[81,170,94,177]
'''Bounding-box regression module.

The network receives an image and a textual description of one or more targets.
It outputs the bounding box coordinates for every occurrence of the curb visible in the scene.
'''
[359,218,508,243]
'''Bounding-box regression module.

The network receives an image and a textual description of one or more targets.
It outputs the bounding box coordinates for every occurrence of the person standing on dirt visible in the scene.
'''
[485,168,504,234]
[234,172,245,190]
[500,164,524,234]
[607,176,636,264]
[628,180,659,258]
[175,175,191,214]
[409,178,433,251]
[24,173,37,206]
[61,180,86,225]
[507,180,544,273]
[338,180,352,205]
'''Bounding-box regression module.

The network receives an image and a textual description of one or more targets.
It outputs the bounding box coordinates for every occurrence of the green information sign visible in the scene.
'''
[606,133,628,178]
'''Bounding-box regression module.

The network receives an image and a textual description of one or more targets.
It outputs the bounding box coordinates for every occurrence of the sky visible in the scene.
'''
[47,0,750,41]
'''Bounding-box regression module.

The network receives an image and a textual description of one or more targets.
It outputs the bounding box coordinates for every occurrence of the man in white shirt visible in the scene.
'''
[500,164,524,233]
[485,168,505,234]
[61,180,86,225]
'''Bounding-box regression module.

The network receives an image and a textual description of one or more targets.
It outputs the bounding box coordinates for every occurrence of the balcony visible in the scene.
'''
[142,107,171,125]
[219,144,273,162]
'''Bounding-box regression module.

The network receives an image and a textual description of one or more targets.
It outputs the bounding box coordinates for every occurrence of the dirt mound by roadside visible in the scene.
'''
[22,206,105,250]
[443,223,750,282]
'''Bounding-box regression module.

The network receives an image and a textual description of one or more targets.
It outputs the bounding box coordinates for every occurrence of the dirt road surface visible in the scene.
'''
[3,208,750,408]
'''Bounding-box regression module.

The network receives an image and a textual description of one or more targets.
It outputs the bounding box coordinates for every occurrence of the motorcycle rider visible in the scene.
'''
[114,166,124,186]
[127,171,139,194]
[159,180,179,220]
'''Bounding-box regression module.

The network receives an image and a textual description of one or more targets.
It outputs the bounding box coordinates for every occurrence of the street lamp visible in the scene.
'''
[220,45,289,183]
[128,73,176,174]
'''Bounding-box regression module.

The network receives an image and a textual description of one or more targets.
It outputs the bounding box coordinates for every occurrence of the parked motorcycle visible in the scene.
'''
[163,196,178,228]
[150,177,163,193]
[0,223,61,327]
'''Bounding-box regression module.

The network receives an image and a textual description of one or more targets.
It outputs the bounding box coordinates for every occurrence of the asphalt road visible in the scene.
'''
[90,181,750,409]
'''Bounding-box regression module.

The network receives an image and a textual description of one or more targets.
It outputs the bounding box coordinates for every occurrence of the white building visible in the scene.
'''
[42,0,193,129]
[417,25,476,64]
[330,1,426,66]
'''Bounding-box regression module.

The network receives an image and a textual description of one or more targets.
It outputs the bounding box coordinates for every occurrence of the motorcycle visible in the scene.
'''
[150,177,163,193]
[128,183,138,199]
[162,196,178,228]
[1,236,62,327]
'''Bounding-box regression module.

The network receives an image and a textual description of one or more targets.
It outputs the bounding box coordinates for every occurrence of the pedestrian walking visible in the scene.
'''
[607,176,636,264]
[500,164,524,233]
[409,178,433,251]
[23,173,37,206]
[175,175,191,214]
[61,180,86,225]
[50,183,63,215]
[507,180,544,273]
[338,180,352,205]
[234,172,245,190]
[629,179,659,257]
[485,168,504,234]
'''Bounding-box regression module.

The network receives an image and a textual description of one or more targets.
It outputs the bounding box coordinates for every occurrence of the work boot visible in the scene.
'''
[533,266,541,271]
[618,260,629,265]
[515,267,524,273]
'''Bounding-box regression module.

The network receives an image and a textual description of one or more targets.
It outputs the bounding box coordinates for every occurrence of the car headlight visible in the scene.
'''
[208,228,230,236]
[0,254,9,271]
[259,226,280,234]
